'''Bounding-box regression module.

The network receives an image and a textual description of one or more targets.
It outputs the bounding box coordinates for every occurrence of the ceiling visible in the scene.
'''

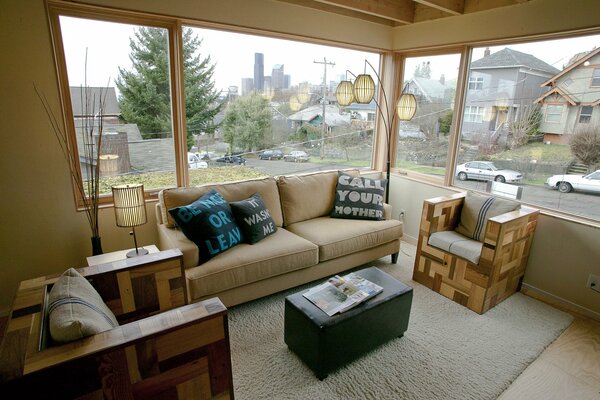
[275,0,531,26]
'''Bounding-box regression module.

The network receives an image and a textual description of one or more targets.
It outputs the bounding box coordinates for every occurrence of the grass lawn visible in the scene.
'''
[491,142,572,162]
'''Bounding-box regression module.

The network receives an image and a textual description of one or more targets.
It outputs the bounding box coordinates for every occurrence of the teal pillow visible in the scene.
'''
[169,190,244,261]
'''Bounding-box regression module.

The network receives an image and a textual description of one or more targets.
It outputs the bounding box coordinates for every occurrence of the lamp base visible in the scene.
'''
[126,247,149,258]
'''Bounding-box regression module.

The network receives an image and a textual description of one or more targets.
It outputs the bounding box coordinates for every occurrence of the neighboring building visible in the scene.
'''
[69,86,120,125]
[461,48,559,139]
[287,104,351,131]
[536,47,600,144]
[405,75,455,104]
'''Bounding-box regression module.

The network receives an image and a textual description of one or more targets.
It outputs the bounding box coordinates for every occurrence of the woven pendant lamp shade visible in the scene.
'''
[396,92,417,121]
[289,95,302,111]
[297,83,311,104]
[353,74,375,104]
[335,80,355,106]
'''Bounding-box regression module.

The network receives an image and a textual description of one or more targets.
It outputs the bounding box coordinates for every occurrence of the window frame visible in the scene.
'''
[579,105,594,123]
[468,76,484,90]
[545,104,564,123]
[464,105,484,123]
[591,68,600,87]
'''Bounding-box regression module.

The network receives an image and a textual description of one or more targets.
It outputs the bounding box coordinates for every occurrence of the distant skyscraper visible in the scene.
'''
[284,75,291,89]
[272,64,284,89]
[254,53,264,91]
[241,78,254,95]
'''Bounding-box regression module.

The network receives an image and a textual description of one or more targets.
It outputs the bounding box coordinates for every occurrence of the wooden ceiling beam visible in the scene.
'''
[313,0,415,24]
[413,0,464,16]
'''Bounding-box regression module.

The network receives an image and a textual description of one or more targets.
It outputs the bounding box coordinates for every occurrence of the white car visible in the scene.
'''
[456,161,522,183]
[546,170,600,193]
[188,152,208,169]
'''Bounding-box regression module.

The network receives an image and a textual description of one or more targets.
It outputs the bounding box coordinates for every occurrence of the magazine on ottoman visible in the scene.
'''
[302,272,383,316]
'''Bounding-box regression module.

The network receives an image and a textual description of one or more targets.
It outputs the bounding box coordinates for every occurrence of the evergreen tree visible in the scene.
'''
[116,27,222,148]
[222,92,272,152]
[414,61,432,78]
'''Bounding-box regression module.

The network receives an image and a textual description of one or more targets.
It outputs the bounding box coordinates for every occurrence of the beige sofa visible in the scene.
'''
[155,169,403,307]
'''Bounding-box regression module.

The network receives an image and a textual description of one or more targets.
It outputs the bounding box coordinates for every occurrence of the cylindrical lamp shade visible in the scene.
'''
[112,184,147,227]
[336,80,355,106]
[396,93,417,121]
[353,74,375,104]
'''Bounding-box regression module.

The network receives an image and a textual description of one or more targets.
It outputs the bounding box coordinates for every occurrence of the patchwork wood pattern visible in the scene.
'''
[0,250,234,399]
[413,194,539,314]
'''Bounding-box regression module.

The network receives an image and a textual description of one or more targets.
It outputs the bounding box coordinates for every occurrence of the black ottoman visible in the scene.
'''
[284,267,413,379]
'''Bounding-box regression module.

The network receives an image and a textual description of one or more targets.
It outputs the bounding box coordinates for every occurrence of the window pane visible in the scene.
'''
[395,54,461,178]
[183,25,380,184]
[592,68,600,86]
[454,34,600,221]
[59,16,176,194]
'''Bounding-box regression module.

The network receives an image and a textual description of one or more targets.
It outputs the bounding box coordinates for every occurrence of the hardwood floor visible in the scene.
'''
[499,316,600,400]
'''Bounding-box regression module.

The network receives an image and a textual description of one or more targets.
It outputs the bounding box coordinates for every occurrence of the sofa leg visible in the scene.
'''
[391,252,399,264]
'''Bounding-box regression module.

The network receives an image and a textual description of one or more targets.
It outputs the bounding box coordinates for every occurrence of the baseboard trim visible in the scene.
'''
[521,283,600,322]
[402,234,417,246]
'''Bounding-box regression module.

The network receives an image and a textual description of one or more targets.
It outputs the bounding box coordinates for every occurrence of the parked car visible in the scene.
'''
[456,161,522,183]
[259,149,284,160]
[188,152,208,169]
[546,170,600,193]
[284,150,310,162]
[197,151,219,161]
[216,154,246,165]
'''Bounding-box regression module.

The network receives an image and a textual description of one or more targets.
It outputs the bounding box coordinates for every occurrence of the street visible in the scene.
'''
[243,158,600,220]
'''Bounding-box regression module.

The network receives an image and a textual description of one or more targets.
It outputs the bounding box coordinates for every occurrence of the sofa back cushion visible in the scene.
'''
[277,169,359,226]
[160,177,283,228]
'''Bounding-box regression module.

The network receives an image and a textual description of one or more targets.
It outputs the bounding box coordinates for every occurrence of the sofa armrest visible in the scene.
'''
[155,202,164,225]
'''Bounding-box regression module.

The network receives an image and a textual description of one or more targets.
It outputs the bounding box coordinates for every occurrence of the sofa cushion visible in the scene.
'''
[48,268,119,343]
[185,228,318,300]
[230,193,277,244]
[331,171,386,221]
[160,176,283,228]
[168,190,243,262]
[286,216,402,262]
[455,191,520,242]
[428,230,483,264]
[277,169,359,226]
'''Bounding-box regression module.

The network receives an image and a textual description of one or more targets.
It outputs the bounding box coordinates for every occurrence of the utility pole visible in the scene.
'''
[314,57,335,158]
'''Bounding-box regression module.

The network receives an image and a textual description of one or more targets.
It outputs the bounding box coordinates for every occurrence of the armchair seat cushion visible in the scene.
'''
[428,230,483,264]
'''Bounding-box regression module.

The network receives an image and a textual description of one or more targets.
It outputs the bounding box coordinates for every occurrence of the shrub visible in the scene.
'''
[569,126,600,167]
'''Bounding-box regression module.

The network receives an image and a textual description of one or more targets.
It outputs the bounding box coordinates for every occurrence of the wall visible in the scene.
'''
[389,175,600,317]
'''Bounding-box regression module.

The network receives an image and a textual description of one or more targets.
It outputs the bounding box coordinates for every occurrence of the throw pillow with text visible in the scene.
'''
[331,171,387,220]
[168,189,243,261]
[230,193,277,244]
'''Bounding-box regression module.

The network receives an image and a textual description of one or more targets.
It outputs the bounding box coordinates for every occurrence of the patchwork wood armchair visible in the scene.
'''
[0,249,234,399]
[413,192,539,314]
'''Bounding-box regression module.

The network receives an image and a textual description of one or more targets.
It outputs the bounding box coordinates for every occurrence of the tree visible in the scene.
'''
[569,125,600,169]
[414,61,431,79]
[116,27,222,149]
[222,91,272,152]
[438,110,453,135]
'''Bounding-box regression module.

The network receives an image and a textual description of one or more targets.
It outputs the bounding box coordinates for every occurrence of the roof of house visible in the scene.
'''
[70,86,120,117]
[288,104,351,126]
[409,77,456,102]
[471,48,559,75]
[540,46,600,87]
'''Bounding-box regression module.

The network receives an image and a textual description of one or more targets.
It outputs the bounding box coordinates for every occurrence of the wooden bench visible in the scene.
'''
[0,249,234,399]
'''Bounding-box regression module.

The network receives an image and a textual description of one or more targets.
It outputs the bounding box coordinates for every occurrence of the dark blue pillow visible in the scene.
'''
[230,193,277,244]
[331,171,387,220]
[168,190,243,262]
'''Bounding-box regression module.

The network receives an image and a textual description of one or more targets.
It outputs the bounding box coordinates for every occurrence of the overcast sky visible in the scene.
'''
[60,16,600,94]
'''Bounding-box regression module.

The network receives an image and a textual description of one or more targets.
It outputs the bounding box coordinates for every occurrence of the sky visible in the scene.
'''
[59,16,600,94]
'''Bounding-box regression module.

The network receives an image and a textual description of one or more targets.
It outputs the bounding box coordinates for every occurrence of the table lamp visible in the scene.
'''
[112,183,149,258]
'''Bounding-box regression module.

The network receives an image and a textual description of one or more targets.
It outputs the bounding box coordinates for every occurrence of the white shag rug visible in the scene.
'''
[227,243,573,400]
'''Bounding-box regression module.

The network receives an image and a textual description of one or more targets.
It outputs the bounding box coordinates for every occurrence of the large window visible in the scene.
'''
[58,16,177,195]
[454,34,600,222]
[395,53,461,179]
[52,9,381,197]
[592,68,600,87]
